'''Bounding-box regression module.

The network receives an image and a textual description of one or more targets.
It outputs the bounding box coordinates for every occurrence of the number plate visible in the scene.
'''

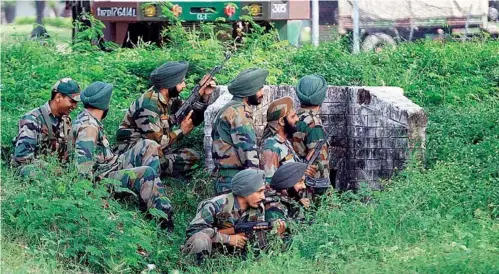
[96,7,137,17]
[270,1,289,19]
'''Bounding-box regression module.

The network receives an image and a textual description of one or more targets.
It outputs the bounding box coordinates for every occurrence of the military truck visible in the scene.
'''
[71,1,312,47]
[329,0,499,51]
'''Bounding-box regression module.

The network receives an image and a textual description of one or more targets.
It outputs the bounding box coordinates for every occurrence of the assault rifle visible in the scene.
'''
[304,126,334,190]
[169,52,232,125]
[234,221,273,250]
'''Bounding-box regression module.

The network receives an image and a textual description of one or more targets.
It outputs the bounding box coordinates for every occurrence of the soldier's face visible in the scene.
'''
[293,176,307,193]
[245,185,266,208]
[56,94,78,116]
[285,109,298,127]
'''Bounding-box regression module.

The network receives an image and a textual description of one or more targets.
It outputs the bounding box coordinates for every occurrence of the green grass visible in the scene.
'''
[0,24,72,45]
[1,24,498,273]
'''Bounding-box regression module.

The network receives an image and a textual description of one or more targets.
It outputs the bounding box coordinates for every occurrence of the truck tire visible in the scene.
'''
[361,33,397,52]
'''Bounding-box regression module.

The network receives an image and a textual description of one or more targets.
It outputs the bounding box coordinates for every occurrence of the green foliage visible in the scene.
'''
[1,20,498,273]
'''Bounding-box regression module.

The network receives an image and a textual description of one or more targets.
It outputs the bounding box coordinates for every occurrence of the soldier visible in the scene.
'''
[183,169,285,264]
[265,162,311,224]
[116,61,216,176]
[292,74,331,194]
[11,77,81,177]
[259,96,317,183]
[212,68,269,194]
[73,82,174,230]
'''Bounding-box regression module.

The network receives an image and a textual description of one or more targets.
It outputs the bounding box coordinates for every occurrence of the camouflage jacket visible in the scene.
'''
[263,189,305,222]
[186,193,265,243]
[292,108,330,179]
[11,102,72,167]
[72,109,120,179]
[212,98,259,175]
[115,87,203,154]
[260,133,299,183]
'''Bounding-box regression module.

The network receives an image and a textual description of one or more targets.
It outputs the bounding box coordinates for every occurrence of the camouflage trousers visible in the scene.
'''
[106,139,172,216]
[182,231,240,257]
[160,148,200,177]
[116,140,199,177]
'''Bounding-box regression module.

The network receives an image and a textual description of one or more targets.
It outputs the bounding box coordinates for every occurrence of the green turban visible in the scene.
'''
[150,61,189,89]
[295,74,328,106]
[81,81,113,110]
[270,162,307,191]
[261,96,295,141]
[52,77,81,101]
[232,169,265,197]
[228,68,269,98]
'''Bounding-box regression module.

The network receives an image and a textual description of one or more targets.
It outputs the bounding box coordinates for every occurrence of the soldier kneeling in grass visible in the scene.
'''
[72,82,174,230]
[183,169,286,264]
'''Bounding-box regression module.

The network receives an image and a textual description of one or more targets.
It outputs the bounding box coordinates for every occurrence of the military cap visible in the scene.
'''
[81,81,113,110]
[295,74,328,106]
[150,61,189,89]
[52,77,81,102]
[228,68,269,97]
[267,96,294,122]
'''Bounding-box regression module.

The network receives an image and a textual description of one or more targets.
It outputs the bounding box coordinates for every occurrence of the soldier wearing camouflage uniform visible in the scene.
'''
[259,96,317,184]
[292,75,331,193]
[116,61,215,176]
[183,169,285,264]
[265,162,310,224]
[211,68,269,194]
[11,78,81,177]
[73,82,174,229]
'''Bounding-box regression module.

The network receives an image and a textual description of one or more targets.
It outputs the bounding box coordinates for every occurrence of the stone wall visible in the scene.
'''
[204,85,427,190]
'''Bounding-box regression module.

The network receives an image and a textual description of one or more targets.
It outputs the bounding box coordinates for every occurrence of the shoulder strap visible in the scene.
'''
[39,106,54,141]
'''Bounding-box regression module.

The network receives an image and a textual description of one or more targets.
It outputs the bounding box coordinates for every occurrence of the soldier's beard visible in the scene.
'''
[287,186,302,200]
[284,117,297,136]
[168,86,180,98]
[247,94,262,106]
[102,109,109,120]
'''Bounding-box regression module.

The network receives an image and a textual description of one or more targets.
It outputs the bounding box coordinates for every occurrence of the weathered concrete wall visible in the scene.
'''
[204,85,427,190]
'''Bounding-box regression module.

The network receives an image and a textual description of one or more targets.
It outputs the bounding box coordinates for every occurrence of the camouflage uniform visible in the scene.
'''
[264,189,305,223]
[73,109,172,215]
[292,108,330,182]
[212,98,260,194]
[183,193,265,255]
[115,87,201,176]
[11,102,72,177]
[260,134,299,184]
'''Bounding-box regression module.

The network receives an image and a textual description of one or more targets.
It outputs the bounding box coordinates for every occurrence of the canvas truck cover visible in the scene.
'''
[338,0,488,22]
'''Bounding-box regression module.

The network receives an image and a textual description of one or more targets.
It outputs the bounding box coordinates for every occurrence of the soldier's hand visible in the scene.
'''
[299,198,311,208]
[273,219,286,236]
[305,165,318,177]
[229,233,248,248]
[218,227,235,235]
[198,74,217,100]
[180,110,194,134]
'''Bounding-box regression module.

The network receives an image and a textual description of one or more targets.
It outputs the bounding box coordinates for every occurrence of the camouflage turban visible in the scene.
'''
[232,169,265,197]
[52,77,81,102]
[261,96,295,140]
[295,74,328,106]
[81,81,113,110]
[150,61,189,89]
[270,162,307,191]
[228,68,269,98]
